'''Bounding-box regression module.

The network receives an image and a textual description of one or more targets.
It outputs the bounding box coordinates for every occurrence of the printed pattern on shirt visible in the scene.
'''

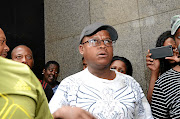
[49,69,153,119]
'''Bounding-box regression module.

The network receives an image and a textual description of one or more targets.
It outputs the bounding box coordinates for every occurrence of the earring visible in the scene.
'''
[42,72,44,74]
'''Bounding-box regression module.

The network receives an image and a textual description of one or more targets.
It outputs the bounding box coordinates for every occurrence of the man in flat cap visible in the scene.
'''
[49,23,153,119]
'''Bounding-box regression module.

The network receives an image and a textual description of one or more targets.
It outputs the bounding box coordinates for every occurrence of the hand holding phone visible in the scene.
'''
[149,45,173,59]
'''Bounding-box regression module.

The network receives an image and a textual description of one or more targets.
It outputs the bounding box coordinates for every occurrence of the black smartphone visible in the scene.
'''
[150,45,173,59]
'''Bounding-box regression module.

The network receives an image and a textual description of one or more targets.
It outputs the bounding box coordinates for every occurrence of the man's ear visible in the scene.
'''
[79,45,84,55]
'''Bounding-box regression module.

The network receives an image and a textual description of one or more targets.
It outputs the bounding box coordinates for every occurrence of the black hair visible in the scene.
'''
[156,30,174,47]
[44,61,60,73]
[111,56,133,76]
[155,30,175,74]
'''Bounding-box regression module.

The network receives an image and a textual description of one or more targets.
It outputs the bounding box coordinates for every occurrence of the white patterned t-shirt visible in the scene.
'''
[49,68,153,119]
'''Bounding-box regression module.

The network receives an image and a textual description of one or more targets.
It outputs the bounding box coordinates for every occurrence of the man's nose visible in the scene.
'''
[22,57,28,64]
[5,44,10,52]
[99,40,106,47]
[51,71,56,75]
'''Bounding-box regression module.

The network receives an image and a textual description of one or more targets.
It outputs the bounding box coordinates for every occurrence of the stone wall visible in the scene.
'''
[44,0,180,95]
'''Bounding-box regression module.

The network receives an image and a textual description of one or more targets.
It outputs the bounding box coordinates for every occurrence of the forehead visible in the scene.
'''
[111,60,126,68]
[13,46,32,55]
[83,30,110,41]
[163,38,175,46]
[47,64,59,71]
[91,30,110,38]
[48,64,58,68]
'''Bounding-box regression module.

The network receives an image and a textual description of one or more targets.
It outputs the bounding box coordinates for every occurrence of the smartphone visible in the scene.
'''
[150,45,173,59]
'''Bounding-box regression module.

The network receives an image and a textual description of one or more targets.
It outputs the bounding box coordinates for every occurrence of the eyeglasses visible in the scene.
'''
[81,38,115,47]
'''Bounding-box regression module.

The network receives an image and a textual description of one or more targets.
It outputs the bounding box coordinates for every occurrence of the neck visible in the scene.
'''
[173,64,180,72]
[87,66,115,80]
[42,78,56,88]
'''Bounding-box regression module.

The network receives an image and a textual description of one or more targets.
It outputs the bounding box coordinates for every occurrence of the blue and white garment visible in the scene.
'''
[49,68,153,119]
[52,84,59,93]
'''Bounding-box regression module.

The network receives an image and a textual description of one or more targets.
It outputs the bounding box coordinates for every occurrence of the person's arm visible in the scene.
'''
[146,50,160,104]
[53,106,96,119]
[129,76,153,119]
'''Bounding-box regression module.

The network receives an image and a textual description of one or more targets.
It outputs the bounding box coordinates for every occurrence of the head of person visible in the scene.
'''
[42,61,60,87]
[79,22,118,70]
[156,30,177,74]
[82,57,87,70]
[0,28,10,58]
[110,56,133,76]
[171,15,180,46]
[11,45,34,69]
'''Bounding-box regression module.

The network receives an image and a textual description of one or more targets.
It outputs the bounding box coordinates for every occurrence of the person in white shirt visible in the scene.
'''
[49,22,153,119]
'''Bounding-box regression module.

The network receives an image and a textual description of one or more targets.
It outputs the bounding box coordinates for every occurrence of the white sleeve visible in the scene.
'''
[141,97,154,119]
[48,79,70,114]
[131,80,153,119]
[126,76,153,119]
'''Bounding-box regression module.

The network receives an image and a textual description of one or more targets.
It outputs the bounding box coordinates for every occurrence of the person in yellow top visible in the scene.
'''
[0,56,53,119]
[0,28,52,119]
[0,28,95,119]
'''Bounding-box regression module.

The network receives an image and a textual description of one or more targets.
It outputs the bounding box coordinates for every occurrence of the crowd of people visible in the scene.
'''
[1,14,180,119]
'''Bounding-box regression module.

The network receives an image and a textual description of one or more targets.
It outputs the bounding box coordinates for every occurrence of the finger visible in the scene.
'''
[146,57,154,62]
[146,53,152,57]
[146,62,154,66]
[165,57,173,60]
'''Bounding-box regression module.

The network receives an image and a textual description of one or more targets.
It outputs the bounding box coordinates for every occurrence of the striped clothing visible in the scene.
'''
[151,69,180,119]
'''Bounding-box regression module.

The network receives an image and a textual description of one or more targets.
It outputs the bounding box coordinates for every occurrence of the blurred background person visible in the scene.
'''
[11,45,34,69]
[146,30,179,103]
[110,56,133,76]
[11,45,54,102]
[41,61,60,93]
[150,15,180,118]
[0,29,53,119]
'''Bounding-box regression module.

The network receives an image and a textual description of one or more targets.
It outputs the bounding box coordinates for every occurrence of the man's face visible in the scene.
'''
[79,30,113,69]
[174,28,180,46]
[43,64,59,85]
[11,46,34,69]
[0,28,9,58]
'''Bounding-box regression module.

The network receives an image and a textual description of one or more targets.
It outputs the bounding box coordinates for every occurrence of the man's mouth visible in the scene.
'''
[48,75,55,81]
[1,53,7,58]
[97,51,108,57]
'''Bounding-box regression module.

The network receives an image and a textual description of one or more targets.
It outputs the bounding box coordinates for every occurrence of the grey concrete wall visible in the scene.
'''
[44,0,180,95]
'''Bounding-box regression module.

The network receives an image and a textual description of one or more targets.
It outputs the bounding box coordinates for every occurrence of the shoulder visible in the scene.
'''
[157,69,179,85]
[115,71,140,87]
[60,69,86,85]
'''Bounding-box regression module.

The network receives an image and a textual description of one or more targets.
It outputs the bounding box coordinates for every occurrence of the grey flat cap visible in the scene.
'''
[79,22,118,44]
